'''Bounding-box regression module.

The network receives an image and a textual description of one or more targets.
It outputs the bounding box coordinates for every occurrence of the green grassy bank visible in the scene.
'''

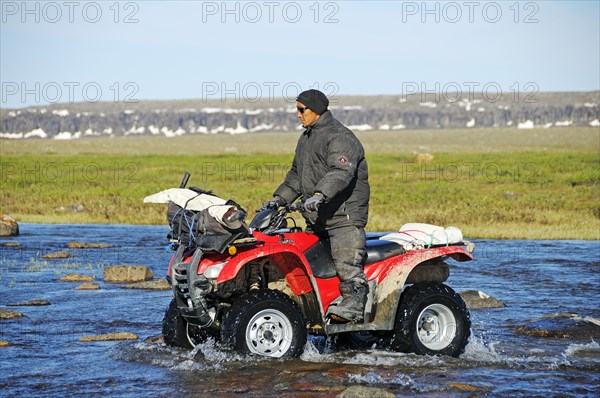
[1,128,599,240]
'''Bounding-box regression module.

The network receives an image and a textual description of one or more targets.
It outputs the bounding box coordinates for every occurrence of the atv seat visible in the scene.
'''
[306,238,405,279]
[365,239,405,265]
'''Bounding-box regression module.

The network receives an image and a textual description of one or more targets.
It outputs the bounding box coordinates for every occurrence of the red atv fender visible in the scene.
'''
[212,231,318,295]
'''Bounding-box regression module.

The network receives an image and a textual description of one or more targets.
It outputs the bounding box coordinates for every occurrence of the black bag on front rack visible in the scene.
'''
[166,201,248,253]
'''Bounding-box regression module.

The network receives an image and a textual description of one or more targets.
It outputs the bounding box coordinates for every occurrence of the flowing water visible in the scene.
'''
[0,224,598,397]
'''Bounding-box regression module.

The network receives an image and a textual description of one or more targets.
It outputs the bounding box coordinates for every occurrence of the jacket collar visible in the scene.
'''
[303,110,332,136]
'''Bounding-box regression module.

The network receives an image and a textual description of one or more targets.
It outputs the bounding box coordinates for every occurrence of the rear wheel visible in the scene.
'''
[390,283,470,357]
[221,290,307,358]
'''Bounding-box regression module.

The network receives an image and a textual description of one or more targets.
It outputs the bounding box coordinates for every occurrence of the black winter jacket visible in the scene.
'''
[274,111,370,230]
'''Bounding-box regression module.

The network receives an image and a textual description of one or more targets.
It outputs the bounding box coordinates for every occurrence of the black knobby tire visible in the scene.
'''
[162,299,213,349]
[221,290,307,358]
[390,283,471,357]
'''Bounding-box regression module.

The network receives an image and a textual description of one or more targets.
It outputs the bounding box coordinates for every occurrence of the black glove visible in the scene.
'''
[262,196,286,210]
[304,193,325,212]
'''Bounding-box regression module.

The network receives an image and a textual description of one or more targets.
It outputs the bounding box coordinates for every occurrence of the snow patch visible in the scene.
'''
[517,120,534,129]
[52,109,69,117]
[589,119,600,127]
[24,128,47,138]
[125,125,146,135]
[249,123,273,132]
[419,102,437,108]
[543,122,553,128]
[555,120,573,127]
[0,132,24,139]
[53,131,82,140]
[466,118,475,128]
[392,123,406,130]
[378,124,391,130]
[348,124,372,131]
[225,122,248,135]
[211,125,225,134]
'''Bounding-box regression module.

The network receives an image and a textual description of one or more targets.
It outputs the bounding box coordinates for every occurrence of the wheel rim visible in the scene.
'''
[245,309,293,358]
[186,323,203,347]
[416,303,457,351]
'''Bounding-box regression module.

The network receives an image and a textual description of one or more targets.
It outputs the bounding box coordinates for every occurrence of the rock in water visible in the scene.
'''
[515,313,600,339]
[459,290,506,309]
[0,341,9,347]
[104,265,153,283]
[79,332,138,342]
[66,241,113,249]
[0,242,20,247]
[120,279,170,290]
[337,386,395,398]
[75,283,100,290]
[59,274,94,282]
[0,309,25,320]
[0,215,19,237]
[144,335,164,344]
[42,250,70,259]
[8,299,50,306]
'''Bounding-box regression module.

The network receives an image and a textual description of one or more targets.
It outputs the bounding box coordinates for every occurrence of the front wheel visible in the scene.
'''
[390,283,470,357]
[162,299,213,349]
[221,290,307,358]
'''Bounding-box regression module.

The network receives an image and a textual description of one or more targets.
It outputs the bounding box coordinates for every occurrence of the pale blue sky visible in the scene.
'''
[1,0,599,108]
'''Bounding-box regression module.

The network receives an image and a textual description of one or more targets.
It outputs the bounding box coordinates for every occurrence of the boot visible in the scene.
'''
[327,282,368,323]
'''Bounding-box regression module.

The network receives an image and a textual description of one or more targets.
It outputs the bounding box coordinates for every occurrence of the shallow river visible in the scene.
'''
[1,224,598,397]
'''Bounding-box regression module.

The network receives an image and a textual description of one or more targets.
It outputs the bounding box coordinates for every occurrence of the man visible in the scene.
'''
[264,89,370,323]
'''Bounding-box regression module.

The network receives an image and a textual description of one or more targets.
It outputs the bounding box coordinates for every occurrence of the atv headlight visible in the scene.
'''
[204,261,227,279]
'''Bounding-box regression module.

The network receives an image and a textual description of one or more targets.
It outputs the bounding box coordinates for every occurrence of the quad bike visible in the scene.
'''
[162,176,474,358]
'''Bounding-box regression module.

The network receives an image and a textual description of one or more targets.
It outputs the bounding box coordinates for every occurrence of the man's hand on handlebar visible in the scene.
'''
[261,196,287,210]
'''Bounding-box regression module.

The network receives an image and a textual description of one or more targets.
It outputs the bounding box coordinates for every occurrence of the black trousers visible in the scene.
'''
[316,225,368,286]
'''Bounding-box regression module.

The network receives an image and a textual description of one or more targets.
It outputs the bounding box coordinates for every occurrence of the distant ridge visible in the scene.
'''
[1,92,598,139]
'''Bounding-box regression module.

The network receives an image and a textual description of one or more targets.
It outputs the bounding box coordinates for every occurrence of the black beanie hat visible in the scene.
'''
[296,89,329,115]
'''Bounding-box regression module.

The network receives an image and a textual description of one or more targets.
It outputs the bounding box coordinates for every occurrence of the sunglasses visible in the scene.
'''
[296,106,309,114]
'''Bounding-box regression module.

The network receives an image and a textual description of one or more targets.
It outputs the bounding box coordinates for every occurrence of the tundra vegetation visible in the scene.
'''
[1,128,598,240]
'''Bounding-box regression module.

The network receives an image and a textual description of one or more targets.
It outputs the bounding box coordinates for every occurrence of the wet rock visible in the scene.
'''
[144,335,164,344]
[55,204,86,212]
[104,265,153,283]
[42,250,70,259]
[120,279,170,290]
[337,386,395,398]
[0,309,25,320]
[515,313,600,339]
[79,332,138,342]
[75,282,100,290]
[67,241,113,249]
[8,299,50,306]
[0,215,19,237]
[0,340,9,347]
[459,290,506,309]
[449,382,483,391]
[0,242,20,247]
[59,273,94,282]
